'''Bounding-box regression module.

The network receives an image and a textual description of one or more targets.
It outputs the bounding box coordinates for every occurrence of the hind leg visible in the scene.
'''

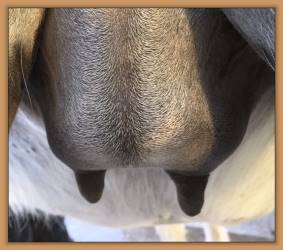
[8,208,72,242]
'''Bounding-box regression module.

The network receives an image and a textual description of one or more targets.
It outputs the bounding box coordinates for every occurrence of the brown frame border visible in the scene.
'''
[1,0,281,249]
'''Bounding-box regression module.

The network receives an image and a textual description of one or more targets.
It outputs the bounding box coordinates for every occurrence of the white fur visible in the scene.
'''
[9,87,274,228]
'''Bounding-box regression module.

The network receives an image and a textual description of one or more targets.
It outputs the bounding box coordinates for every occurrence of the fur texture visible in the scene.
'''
[9,8,275,229]
[9,87,274,227]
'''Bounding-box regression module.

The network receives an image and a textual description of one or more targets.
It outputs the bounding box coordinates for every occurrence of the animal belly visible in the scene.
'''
[8,88,274,227]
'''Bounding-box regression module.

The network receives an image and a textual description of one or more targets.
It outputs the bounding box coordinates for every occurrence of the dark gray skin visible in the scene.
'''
[15,8,274,216]
[223,8,275,70]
